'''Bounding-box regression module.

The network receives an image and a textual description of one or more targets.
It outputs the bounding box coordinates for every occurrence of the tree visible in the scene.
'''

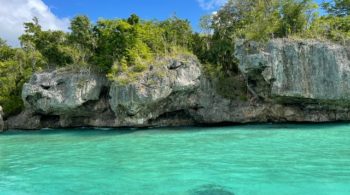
[160,16,193,49]
[199,15,213,35]
[204,0,274,73]
[127,14,140,25]
[322,0,350,16]
[0,39,41,116]
[0,59,24,116]
[0,38,15,61]
[20,18,74,67]
[69,15,96,64]
[239,0,281,40]
[93,19,134,70]
[277,0,318,37]
[310,1,350,42]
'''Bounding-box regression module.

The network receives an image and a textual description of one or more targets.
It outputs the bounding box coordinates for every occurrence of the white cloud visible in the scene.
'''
[196,0,227,10]
[0,0,69,47]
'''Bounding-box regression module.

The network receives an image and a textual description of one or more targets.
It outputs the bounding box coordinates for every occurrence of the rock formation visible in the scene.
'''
[109,55,201,127]
[235,39,350,103]
[4,39,350,130]
[22,69,108,115]
[6,55,202,129]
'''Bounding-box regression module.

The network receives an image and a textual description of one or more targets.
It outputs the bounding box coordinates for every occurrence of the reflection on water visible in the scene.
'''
[1,124,350,195]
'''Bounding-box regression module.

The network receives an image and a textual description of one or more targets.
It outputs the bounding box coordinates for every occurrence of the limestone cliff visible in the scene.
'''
[6,55,202,129]
[109,55,201,127]
[22,69,108,115]
[235,39,350,103]
[4,39,350,130]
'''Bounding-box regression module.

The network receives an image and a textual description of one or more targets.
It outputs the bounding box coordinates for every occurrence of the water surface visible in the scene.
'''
[1,124,350,195]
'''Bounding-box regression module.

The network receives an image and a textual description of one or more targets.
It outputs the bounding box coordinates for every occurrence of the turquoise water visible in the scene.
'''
[1,124,350,195]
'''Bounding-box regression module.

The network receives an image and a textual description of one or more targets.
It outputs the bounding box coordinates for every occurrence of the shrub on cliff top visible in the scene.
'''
[19,14,193,78]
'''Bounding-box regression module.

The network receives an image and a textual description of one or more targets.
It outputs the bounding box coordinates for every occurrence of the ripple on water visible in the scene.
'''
[1,124,350,195]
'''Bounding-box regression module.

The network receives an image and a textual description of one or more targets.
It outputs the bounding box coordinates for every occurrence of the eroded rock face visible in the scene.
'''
[5,39,350,130]
[0,106,4,132]
[109,55,201,126]
[7,56,202,129]
[195,39,350,124]
[7,69,115,129]
[5,110,41,130]
[22,69,108,115]
[235,39,350,103]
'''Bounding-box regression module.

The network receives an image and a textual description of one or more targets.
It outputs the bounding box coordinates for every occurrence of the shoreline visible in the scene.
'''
[3,121,350,132]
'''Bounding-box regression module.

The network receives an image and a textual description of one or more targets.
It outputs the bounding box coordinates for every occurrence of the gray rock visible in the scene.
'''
[6,110,42,130]
[11,68,114,129]
[235,39,350,103]
[109,55,201,127]
[22,68,108,116]
[6,39,350,130]
[9,56,202,129]
[194,39,350,124]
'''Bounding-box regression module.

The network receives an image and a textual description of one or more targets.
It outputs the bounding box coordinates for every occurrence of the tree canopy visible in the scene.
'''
[322,0,350,16]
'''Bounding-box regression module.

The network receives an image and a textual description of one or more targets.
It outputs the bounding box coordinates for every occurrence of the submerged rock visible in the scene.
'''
[189,184,235,195]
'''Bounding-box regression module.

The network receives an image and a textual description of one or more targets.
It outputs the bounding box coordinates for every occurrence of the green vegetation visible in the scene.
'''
[0,37,45,116]
[0,14,193,115]
[194,0,320,73]
[0,0,349,116]
[194,0,349,70]
[18,14,193,72]
[322,0,350,16]
[192,0,349,98]
[310,0,350,42]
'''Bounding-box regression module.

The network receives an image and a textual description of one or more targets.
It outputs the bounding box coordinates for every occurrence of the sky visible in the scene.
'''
[0,0,323,47]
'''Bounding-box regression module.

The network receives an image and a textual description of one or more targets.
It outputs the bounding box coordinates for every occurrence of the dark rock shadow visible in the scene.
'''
[189,184,234,195]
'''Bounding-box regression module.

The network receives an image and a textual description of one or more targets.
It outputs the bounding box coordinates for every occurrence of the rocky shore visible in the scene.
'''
[4,39,350,130]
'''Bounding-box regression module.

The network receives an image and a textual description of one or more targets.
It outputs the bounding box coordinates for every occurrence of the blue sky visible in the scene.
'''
[0,0,223,46]
[43,0,325,28]
[0,0,325,47]
[42,0,219,30]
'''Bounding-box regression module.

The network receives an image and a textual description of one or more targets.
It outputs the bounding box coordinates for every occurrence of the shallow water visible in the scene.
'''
[1,124,350,195]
